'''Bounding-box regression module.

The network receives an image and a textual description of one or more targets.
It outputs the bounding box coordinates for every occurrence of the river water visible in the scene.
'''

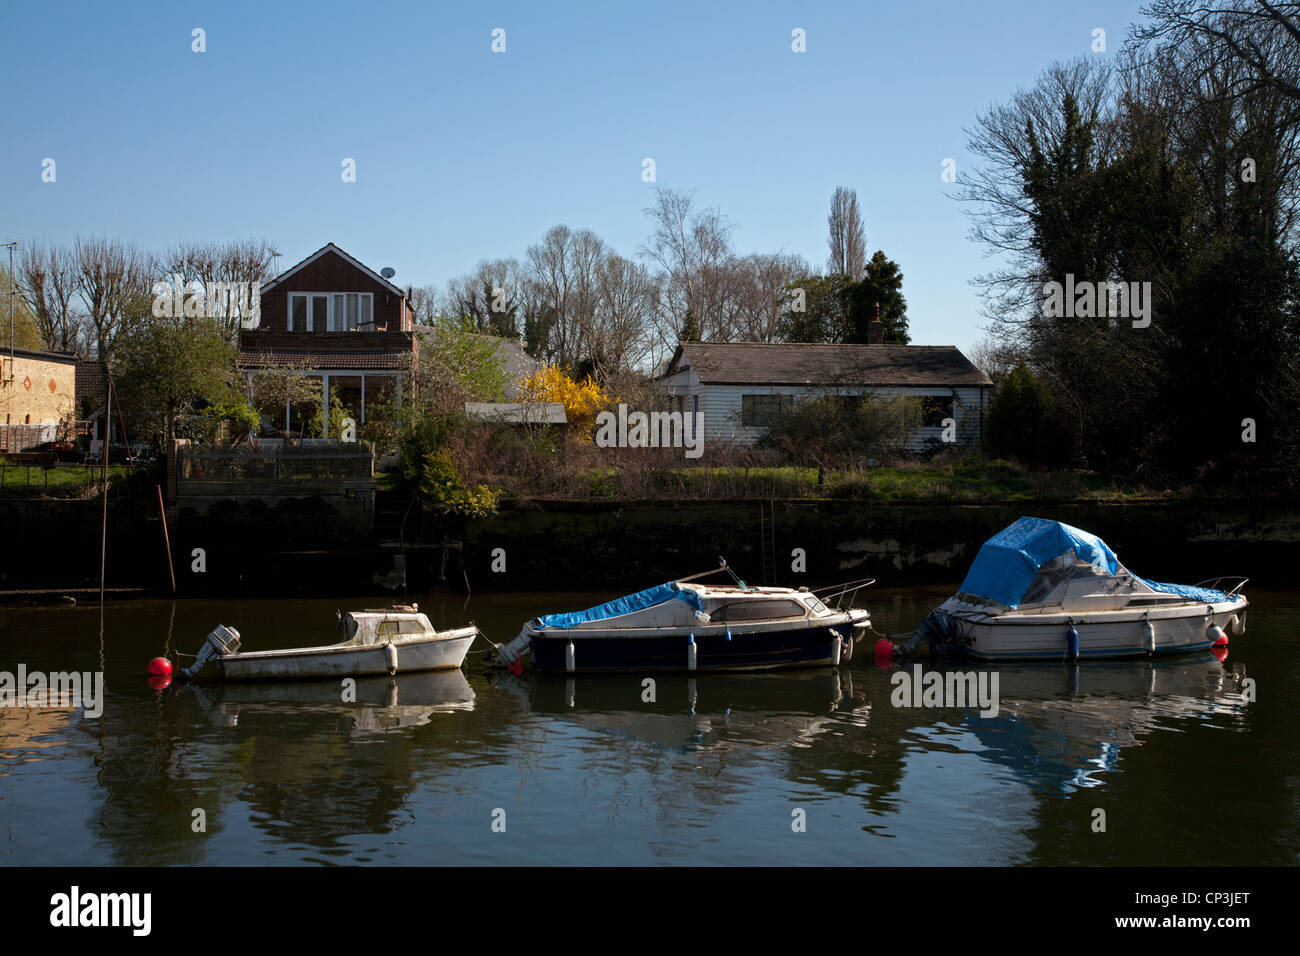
[1,585,1296,866]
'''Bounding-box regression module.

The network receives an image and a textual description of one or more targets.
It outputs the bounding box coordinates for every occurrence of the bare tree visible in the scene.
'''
[726,252,810,343]
[408,284,440,326]
[523,225,609,367]
[826,186,867,278]
[443,257,526,338]
[591,253,658,376]
[641,187,734,348]
[1135,1,1300,102]
[18,242,80,352]
[159,238,277,337]
[74,236,152,361]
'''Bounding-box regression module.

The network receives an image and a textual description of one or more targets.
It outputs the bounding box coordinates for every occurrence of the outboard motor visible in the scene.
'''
[489,626,534,667]
[181,625,241,679]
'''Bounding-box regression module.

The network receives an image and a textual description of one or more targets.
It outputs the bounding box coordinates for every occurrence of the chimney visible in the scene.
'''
[868,301,884,344]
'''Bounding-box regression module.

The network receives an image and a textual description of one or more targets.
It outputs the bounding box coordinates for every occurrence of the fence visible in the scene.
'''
[0,461,146,499]
[176,443,375,483]
[0,424,57,453]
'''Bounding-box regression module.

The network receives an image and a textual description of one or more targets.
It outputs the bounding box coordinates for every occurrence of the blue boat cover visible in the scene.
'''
[535,581,704,629]
[958,517,1119,608]
[1137,579,1236,604]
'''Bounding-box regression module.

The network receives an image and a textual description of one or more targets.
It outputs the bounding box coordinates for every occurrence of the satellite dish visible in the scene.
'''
[381,267,396,279]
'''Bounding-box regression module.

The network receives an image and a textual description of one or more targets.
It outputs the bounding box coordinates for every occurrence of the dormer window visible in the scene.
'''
[288,292,374,331]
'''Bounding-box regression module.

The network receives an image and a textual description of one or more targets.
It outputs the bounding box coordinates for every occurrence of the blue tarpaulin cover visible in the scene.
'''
[1137,579,1237,604]
[535,582,704,629]
[958,517,1119,609]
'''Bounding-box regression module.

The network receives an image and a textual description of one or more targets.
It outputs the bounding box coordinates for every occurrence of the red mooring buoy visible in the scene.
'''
[873,638,895,661]
[147,656,173,677]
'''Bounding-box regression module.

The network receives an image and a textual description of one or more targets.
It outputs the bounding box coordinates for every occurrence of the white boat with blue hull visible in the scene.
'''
[490,561,873,673]
[914,517,1248,662]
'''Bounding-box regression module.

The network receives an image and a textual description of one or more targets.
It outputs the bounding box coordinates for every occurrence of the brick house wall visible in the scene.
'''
[254,246,413,333]
[236,244,417,436]
[0,348,76,427]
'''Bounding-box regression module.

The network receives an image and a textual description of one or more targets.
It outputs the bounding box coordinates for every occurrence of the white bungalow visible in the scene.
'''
[658,341,993,452]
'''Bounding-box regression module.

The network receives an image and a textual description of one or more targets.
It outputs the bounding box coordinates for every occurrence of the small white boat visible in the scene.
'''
[490,560,873,673]
[916,517,1248,661]
[180,606,480,681]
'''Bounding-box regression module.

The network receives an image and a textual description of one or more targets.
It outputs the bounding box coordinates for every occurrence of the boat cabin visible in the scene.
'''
[341,610,435,644]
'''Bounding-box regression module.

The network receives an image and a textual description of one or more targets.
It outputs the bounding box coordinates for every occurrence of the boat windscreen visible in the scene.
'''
[1137,579,1237,603]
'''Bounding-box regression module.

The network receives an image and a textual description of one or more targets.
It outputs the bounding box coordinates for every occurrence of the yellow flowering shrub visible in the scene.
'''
[517,366,617,443]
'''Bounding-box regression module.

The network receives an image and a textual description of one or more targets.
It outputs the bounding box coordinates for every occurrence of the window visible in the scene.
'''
[287,375,324,434]
[311,295,329,332]
[710,599,807,622]
[741,394,792,427]
[331,375,363,424]
[291,295,308,331]
[364,375,397,417]
[286,292,375,331]
[920,396,954,428]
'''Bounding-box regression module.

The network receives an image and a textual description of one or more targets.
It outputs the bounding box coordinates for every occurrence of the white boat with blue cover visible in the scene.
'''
[917,517,1247,661]
[491,561,873,673]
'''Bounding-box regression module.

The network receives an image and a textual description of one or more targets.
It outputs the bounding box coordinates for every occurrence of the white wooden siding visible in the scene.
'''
[687,383,986,452]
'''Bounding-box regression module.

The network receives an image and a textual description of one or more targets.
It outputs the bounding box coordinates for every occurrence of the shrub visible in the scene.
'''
[517,366,617,442]
[758,393,920,469]
[417,448,502,517]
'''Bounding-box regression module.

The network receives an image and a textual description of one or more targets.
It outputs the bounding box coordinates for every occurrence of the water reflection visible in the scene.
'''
[0,706,75,772]
[495,669,848,756]
[961,654,1251,793]
[186,671,477,738]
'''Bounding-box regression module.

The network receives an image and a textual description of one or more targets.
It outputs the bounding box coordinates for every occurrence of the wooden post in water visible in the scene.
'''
[156,483,176,593]
[99,377,110,607]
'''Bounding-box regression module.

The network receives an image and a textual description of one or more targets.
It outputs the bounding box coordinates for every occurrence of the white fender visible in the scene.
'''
[1142,620,1156,655]
[385,642,399,675]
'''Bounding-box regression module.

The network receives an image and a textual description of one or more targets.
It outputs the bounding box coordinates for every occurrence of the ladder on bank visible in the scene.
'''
[759,500,776,586]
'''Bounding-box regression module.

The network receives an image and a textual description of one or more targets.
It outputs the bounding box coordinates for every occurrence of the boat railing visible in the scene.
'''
[1192,576,1250,596]
[813,577,876,611]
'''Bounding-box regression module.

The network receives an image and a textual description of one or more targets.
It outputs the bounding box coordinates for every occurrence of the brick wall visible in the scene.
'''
[257,248,412,333]
[0,351,76,427]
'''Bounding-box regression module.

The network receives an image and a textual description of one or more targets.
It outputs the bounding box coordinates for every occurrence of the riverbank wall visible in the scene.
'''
[3,495,1296,598]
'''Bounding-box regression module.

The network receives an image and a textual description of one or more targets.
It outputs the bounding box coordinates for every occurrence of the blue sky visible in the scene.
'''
[2,0,1149,353]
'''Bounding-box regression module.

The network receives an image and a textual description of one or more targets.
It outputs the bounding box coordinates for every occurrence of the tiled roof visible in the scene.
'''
[75,360,107,406]
[669,342,993,387]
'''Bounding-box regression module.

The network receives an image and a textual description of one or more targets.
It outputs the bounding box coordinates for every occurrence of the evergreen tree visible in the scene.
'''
[843,251,910,344]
